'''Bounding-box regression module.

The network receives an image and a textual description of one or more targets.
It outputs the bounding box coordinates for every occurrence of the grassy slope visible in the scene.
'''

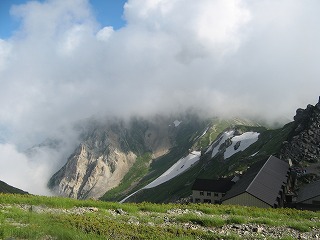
[124,121,236,203]
[0,180,28,195]
[200,121,295,179]
[101,117,293,203]
[101,115,208,202]
[0,194,319,240]
[124,121,294,203]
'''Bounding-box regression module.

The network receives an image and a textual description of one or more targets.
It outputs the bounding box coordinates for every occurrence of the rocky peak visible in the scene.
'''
[280,97,320,163]
[48,130,137,199]
[316,96,320,110]
[48,117,178,199]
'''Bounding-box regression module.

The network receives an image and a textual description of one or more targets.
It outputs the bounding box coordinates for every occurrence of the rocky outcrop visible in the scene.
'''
[50,145,136,199]
[280,97,320,163]
[48,117,179,199]
[48,124,138,199]
[144,117,174,158]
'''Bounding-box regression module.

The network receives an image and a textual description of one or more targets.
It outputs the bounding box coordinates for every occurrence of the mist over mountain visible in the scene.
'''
[1,0,320,195]
[47,114,197,199]
[0,180,28,195]
[44,96,320,203]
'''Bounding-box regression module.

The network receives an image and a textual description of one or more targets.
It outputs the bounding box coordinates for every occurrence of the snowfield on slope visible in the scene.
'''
[120,151,201,203]
[206,131,259,159]
[144,151,201,189]
[224,132,260,159]
[205,130,235,157]
[120,131,259,202]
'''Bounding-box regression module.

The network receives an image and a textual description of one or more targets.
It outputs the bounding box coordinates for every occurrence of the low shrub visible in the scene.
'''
[226,215,246,224]
[288,222,310,233]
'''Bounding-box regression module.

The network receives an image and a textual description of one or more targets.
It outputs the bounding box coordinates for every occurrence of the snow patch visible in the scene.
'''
[120,151,201,203]
[224,132,260,159]
[144,151,201,189]
[251,151,259,157]
[207,130,234,157]
[173,120,182,127]
[199,127,209,139]
[121,130,259,203]
[205,130,259,160]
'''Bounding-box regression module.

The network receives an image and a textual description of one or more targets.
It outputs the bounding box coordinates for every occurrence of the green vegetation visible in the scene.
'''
[193,118,231,149]
[193,118,263,150]
[198,121,294,180]
[0,180,28,194]
[106,114,208,203]
[121,119,263,203]
[101,153,152,201]
[120,119,292,203]
[99,116,291,204]
[252,122,295,157]
[1,194,319,240]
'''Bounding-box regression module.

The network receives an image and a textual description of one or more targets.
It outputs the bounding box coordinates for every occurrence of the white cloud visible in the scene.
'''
[1,0,320,193]
[124,0,251,61]
[0,40,12,72]
[96,26,114,41]
[0,143,51,195]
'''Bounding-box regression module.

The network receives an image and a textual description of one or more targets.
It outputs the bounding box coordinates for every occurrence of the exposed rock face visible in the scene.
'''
[49,144,136,199]
[144,118,174,158]
[48,117,178,199]
[280,97,320,163]
[49,124,137,199]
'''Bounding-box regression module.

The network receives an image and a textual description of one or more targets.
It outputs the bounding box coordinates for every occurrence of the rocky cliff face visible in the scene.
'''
[49,144,136,199]
[48,117,179,199]
[280,97,320,163]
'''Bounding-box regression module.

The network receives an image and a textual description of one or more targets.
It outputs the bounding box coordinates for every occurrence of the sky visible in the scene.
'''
[0,0,320,194]
[0,0,127,38]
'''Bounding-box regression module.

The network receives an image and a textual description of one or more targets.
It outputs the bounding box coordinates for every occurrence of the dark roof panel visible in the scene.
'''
[222,155,289,206]
[220,159,266,201]
[297,180,320,203]
[192,178,234,192]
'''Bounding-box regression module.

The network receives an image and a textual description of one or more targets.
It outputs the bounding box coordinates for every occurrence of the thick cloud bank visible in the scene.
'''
[0,0,320,194]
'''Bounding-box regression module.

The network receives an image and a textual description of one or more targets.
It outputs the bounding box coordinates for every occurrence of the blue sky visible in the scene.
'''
[0,0,127,39]
[90,0,127,29]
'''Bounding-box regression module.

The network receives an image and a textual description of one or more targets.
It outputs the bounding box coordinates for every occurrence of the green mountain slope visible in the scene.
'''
[101,114,208,201]
[51,98,320,203]
[103,118,267,203]
[124,126,272,203]
[123,99,320,204]
[0,180,28,194]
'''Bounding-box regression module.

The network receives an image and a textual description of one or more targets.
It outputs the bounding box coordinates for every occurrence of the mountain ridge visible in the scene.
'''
[48,113,207,199]
[46,98,320,203]
[0,180,28,195]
